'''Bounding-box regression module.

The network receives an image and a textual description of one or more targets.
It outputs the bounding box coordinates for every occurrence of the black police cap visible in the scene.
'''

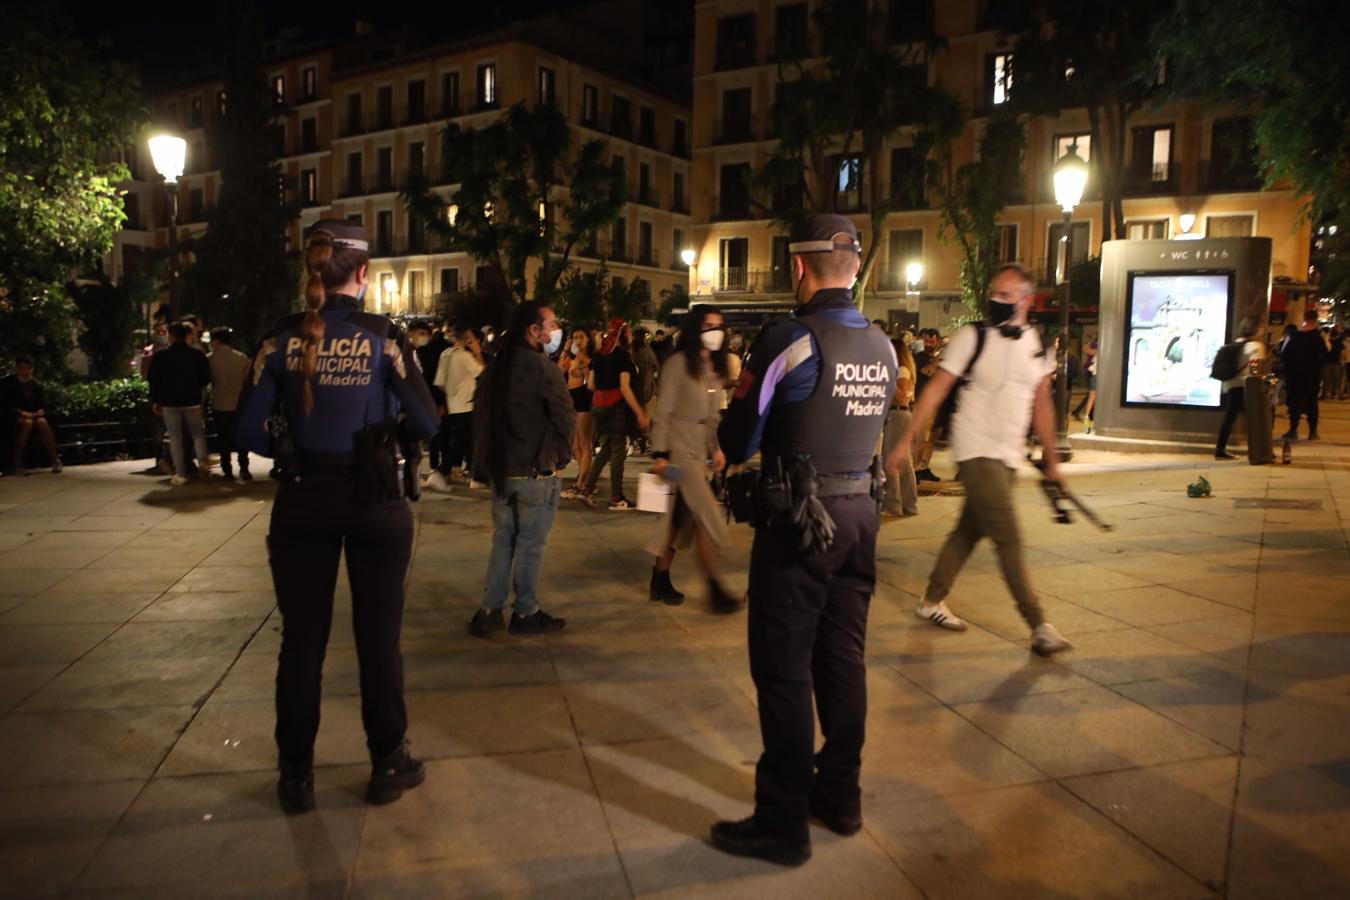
[788,214,861,256]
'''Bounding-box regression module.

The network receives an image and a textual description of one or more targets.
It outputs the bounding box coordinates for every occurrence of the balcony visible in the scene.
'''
[298,137,321,154]
[671,194,689,214]
[372,174,396,194]
[471,98,501,114]
[1123,162,1177,196]
[1200,159,1263,192]
[439,100,462,119]
[672,136,689,159]
[340,114,364,137]
[610,118,634,140]
[610,244,632,263]
[340,175,365,198]
[714,42,757,72]
[369,236,444,259]
[717,267,749,292]
[711,194,753,222]
[713,118,756,146]
[882,181,929,211]
[834,189,866,213]
[636,187,660,208]
[403,104,427,126]
[637,251,658,268]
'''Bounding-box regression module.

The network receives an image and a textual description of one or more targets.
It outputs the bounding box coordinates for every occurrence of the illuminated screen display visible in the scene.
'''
[1122,272,1234,408]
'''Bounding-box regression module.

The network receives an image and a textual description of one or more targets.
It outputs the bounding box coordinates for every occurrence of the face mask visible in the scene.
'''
[700,329,725,351]
[571,340,583,355]
[485,332,495,343]
[987,300,1016,326]
[544,327,563,355]
[355,283,367,304]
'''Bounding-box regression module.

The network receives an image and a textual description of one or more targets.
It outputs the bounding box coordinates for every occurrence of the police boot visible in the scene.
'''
[649,567,685,605]
[366,742,426,806]
[277,761,315,816]
[708,578,742,614]
[710,817,811,867]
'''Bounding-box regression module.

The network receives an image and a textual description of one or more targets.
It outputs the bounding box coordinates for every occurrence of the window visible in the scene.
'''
[346,152,362,194]
[890,147,926,209]
[673,227,685,265]
[582,84,599,125]
[639,106,656,146]
[771,235,793,290]
[835,154,864,211]
[407,79,426,122]
[377,147,393,191]
[188,188,204,222]
[774,3,808,59]
[190,140,203,174]
[188,96,203,128]
[408,271,424,310]
[1047,221,1090,283]
[612,217,628,257]
[639,222,654,263]
[1126,219,1168,240]
[301,169,317,205]
[611,95,632,138]
[439,268,459,294]
[673,172,687,211]
[718,87,752,143]
[216,91,227,116]
[123,193,141,229]
[347,213,362,226]
[376,86,393,128]
[1206,214,1254,238]
[441,72,460,116]
[271,75,286,105]
[718,237,749,291]
[409,141,425,177]
[989,53,1013,106]
[301,117,317,153]
[716,13,757,70]
[272,123,285,158]
[537,67,556,107]
[345,93,362,134]
[1210,117,1258,187]
[1055,133,1091,163]
[376,210,392,254]
[717,163,751,219]
[896,64,927,121]
[639,163,652,203]
[888,229,924,288]
[302,66,318,101]
[994,223,1019,261]
[1130,125,1172,184]
[477,63,497,108]
[672,118,687,156]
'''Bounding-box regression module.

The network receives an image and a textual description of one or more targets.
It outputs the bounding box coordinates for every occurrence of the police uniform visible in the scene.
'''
[236,220,438,812]
[715,215,896,864]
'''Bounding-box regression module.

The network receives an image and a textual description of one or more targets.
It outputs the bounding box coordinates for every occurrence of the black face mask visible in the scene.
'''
[987,300,1015,326]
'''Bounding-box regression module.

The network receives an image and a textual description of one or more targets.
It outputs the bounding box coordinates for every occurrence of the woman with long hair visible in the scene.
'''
[559,328,594,499]
[881,337,919,517]
[648,305,738,610]
[235,219,439,815]
[581,318,650,509]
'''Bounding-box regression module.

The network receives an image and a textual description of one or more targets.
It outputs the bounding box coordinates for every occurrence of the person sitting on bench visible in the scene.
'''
[2,354,62,475]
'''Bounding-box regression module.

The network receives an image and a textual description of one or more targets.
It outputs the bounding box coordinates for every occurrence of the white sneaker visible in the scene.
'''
[468,479,488,490]
[424,471,452,493]
[915,600,967,631]
[1031,623,1073,656]
[170,475,187,486]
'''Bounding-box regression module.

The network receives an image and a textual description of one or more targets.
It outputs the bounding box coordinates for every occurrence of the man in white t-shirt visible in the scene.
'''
[883,263,1073,656]
[426,325,486,492]
[1214,318,1266,460]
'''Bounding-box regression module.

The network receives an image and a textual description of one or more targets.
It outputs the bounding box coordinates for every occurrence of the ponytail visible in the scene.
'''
[297,229,369,414]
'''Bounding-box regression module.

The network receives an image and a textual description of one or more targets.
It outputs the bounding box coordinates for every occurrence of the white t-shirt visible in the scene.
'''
[434,346,484,414]
[939,324,1056,468]
[1221,340,1265,392]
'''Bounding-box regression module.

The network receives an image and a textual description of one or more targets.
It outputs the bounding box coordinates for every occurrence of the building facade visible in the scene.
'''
[687,0,1312,331]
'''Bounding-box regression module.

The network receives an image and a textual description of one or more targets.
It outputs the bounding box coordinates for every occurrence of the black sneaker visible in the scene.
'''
[366,742,426,805]
[916,468,941,483]
[509,609,567,634]
[809,794,862,836]
[466,608,505,636]
[710,817,811,867]
[277,764,315,816]
[1307,431,1320,441]
[1281,430,1298,441]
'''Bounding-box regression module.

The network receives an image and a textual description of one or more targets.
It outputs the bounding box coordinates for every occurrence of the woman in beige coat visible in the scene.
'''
[648,305,738,611]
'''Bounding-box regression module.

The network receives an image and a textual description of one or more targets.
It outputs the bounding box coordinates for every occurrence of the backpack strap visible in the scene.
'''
[961,322,989,381]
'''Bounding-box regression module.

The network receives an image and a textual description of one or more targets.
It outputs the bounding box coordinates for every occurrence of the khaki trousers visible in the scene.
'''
[924,457,1044,628]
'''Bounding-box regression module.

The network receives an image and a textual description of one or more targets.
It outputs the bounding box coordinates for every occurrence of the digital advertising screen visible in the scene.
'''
[1122,271,1234,408]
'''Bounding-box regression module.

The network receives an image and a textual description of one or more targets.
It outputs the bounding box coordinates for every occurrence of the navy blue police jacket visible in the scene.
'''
[236,294,438,457]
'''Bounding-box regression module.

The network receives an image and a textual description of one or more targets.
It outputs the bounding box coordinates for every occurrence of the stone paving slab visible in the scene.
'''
[0,402,1347,897]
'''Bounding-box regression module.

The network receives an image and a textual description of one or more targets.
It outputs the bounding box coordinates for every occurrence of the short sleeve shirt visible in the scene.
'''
[938,324,1056,469]
[593,347,636,391]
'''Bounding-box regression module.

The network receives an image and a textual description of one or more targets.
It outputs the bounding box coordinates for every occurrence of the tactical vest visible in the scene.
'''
[760,315,896,475]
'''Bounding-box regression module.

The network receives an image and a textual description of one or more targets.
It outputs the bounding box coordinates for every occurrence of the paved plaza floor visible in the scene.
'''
[1,405,1348,898]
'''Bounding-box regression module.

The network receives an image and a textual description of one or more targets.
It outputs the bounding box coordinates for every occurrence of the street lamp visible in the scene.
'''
[1053,142,1088,456]
[680,248,696,267]
[905,260,924,292]
[149,134,187,319]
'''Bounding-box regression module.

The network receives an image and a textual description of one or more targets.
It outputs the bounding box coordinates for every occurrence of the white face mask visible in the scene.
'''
[700,329,725,351]
[571,340,583,355]
[544,327,563,355]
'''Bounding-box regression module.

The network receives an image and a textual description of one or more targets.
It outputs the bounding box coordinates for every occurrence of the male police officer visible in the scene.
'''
[714,214,895,866]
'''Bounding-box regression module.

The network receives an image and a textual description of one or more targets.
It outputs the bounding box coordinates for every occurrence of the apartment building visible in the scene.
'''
[688,0,1312,330]
[114,19,692,321]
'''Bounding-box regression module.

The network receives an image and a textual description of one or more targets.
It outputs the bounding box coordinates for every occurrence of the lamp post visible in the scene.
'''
[905,260,924,293]
[148,134,187,319]
[1052,142,1088,456]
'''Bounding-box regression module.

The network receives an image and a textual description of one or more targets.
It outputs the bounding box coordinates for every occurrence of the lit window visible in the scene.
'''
[1056,134,1091,162]
[271,75,286,105]
[447,204,459,225]
[478,64,496,106]
[992,53,1013,105]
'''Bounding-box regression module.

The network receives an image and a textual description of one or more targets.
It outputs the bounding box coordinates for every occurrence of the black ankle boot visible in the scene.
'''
[366,742,426,806]
[708,578,742,614]
[650,567,685,605]
[277,761,315,815]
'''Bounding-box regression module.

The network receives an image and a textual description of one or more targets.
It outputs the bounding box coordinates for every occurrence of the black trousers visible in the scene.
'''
[747,494,877,843]
[1215,386,1245,453]
[212,410,249,474]
[268,470,414,768]
[1286,378,1320,434]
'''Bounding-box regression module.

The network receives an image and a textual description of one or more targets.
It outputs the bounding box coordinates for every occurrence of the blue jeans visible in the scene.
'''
[162,405,208,477]
[483,476,561,617]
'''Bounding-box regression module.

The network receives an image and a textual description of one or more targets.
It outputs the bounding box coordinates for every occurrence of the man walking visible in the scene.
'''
[714,215,895,867]
[1280,308,1325,440]
[885,263,1073,656]
[465,302,575,636]
[1214,318,1266,460]
[209,329,252,481]
[148,322,213,485]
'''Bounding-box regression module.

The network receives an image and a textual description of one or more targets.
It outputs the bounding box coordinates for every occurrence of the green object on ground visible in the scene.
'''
[1187,475,1212,498]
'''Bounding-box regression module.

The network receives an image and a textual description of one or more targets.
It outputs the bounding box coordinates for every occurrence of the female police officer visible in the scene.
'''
[237,219,438,814]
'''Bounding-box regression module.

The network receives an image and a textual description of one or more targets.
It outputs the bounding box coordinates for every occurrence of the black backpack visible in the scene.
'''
[1209,341,1245,381]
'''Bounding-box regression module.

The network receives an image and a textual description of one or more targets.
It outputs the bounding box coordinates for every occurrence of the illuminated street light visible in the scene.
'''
[149,133,188,317]
[680,248,696,267]
[905,260,924,291]
[1052,142,1088,458]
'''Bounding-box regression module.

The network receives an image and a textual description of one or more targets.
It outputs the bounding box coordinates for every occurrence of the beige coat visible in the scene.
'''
[646,353,728,555]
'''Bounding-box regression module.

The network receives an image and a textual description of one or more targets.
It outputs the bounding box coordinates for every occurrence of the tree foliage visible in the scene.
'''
[553,261,649,329]
[68,266,153,378]
[0,8,146,373]
[404,103,626,307]
[181,4,300,345]
[1009,0,1171,243]
[755,0,942,307]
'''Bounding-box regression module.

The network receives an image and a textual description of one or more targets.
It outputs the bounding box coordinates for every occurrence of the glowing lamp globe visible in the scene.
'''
[148,134,187,184]
[1053,145,1088,213]
[680,248,697,267]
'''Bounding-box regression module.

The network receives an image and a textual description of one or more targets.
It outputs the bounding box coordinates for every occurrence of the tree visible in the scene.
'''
[1009,0,1172,242]
[755,0,942,307]
[553,261,649,328]
[0,8,146,373]
[68,266,153,378]
[181,5,300,344]
[404,103,626,308]
[918,109,1027,313]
